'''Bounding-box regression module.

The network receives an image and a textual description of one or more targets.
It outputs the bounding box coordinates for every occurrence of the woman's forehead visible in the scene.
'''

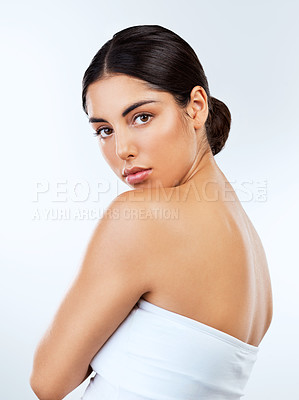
[89,74,151,92]
[86,76,175,116]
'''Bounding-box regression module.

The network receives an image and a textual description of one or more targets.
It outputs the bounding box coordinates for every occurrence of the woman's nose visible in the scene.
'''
[115,129,137,160]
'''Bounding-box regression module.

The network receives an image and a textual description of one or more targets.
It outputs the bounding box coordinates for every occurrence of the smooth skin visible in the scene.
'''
[30,74,273,400]
[86,74,212,189]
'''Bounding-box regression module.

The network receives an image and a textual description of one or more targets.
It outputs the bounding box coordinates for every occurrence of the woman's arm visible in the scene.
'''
[80,364,93,385]
[30,192,153,400]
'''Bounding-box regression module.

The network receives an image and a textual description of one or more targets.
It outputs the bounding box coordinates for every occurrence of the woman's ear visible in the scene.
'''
[187,86,209,130]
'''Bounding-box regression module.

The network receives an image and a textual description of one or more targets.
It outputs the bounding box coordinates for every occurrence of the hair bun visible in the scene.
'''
[205,96,231,156]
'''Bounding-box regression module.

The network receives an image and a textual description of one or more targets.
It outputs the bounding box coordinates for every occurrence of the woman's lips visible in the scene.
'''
[125,168,153,184]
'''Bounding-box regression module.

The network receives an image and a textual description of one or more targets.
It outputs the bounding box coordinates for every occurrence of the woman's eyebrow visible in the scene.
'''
[89,100,160,123]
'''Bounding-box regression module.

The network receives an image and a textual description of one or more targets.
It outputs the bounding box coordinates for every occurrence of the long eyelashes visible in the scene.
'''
[93,127,111,138]
[92,112,153,139]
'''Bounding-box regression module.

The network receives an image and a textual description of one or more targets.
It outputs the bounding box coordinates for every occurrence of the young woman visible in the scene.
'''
[30,25,273,400]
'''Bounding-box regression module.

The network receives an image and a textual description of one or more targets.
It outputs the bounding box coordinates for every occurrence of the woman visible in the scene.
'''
[30,25,273,400]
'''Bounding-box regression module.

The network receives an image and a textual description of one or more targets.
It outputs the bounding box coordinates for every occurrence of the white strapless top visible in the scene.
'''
[81,298,259,400]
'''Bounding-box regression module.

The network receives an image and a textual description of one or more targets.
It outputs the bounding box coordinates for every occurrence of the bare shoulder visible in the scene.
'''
[110,187,183,248]
[113,188,182,231]
[85,189,179,283]
[111,187,232,266]
[86,190,165,277]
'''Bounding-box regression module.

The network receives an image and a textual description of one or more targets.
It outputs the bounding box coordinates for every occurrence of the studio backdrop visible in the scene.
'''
[0,1,298,399]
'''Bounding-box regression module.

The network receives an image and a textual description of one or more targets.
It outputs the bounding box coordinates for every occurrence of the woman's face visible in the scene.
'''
[85,74,201,189]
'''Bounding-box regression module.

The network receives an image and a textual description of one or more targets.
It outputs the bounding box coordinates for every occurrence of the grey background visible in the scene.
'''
[0,0,298,399]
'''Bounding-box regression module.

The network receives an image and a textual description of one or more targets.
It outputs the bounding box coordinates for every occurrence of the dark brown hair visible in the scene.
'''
[82,24,231,156]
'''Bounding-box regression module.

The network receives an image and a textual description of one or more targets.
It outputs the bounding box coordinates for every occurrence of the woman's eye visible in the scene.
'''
[93,127,112,138]
[134,113,152,125]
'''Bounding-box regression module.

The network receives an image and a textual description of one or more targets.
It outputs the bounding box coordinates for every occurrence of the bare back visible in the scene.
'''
[137,169,273,348]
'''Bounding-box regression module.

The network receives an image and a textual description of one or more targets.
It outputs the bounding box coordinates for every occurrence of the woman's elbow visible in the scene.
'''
[30,371,64,400]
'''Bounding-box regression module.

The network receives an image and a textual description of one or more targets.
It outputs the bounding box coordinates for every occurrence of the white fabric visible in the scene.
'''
[81,298,259,400]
